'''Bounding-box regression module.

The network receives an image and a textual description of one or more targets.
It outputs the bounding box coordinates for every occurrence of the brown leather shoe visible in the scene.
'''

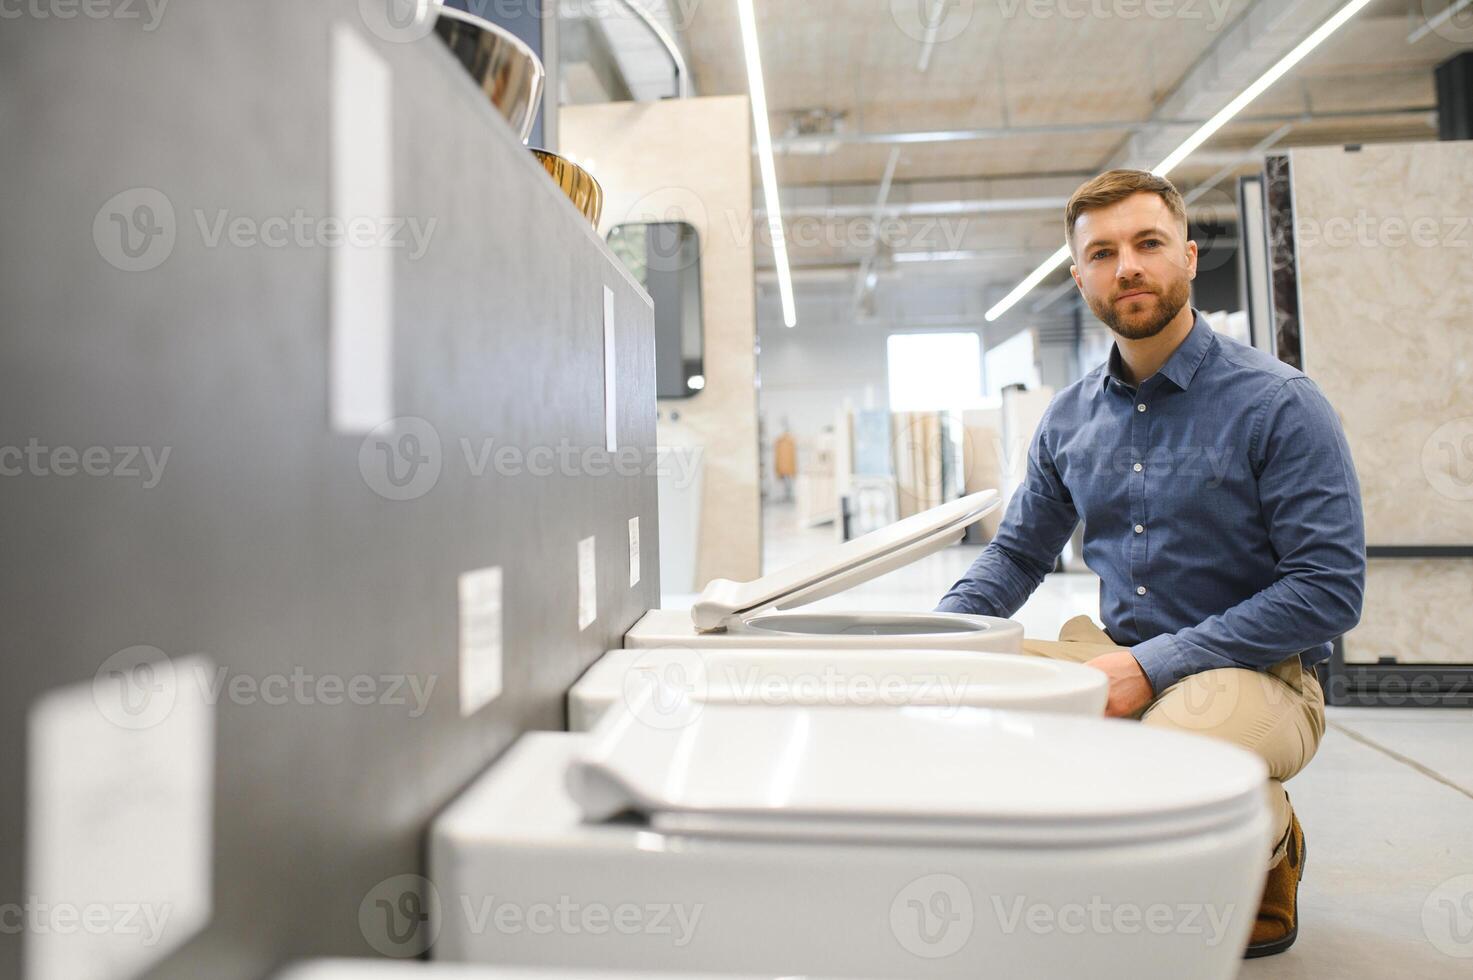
[1245,808,1306,958]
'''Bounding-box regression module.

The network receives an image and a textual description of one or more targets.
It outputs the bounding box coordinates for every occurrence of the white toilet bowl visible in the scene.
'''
[567,646,1108,731]
[624,490,1024,652]
[432,697,1271,980]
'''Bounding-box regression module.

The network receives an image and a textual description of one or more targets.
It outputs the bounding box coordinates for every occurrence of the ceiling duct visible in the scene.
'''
[1104,0,1348,169]
[561,0,695,102]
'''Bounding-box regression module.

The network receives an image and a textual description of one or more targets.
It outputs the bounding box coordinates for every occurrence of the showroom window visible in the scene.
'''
[886,332,984,412]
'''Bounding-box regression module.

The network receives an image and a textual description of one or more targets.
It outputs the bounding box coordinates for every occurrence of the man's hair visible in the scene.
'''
[1065,169,1188,249]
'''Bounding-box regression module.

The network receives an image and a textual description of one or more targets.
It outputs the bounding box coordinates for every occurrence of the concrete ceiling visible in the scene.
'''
[655,0,1469,332]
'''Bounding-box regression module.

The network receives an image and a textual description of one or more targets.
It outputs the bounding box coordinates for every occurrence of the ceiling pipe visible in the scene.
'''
[915,0,947,72]
[1409,0,1473,44]
[851,147,903,314]
[771,106,1432,150]
[756,247,1036,276]
[1182,124,1295,206]
[759,196,1069,220]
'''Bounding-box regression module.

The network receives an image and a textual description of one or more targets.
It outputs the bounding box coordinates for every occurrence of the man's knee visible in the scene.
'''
[1143,667,1261,731]
[1021,637,1117,665]
[1142,666,1324,780]
[1059,615,1113,645]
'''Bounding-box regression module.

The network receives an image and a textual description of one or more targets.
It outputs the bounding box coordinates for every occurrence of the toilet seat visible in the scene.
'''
[566,646,1107,731]
[623,490,1023,652]
[690,490,1001,633]
[569,694,1267,849]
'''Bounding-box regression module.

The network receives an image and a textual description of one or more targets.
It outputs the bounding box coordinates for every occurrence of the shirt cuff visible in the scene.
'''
[1130,633,1194,694]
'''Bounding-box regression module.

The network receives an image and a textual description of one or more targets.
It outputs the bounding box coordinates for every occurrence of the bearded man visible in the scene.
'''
[938,169,1366,958]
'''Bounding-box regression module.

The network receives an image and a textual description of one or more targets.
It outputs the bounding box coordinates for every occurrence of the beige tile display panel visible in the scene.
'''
[1344,560,1473,665]
[893,412,943,519]
[1291,142,1473,546]
[562,97,761,587]
[962,409,1004,542]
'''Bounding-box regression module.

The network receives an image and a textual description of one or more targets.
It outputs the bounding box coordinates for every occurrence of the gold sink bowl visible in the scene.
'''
[529,149,605,228]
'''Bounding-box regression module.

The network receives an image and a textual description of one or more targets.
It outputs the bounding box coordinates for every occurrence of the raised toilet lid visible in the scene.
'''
[568,693,1268,847]
[690,490,1000,632]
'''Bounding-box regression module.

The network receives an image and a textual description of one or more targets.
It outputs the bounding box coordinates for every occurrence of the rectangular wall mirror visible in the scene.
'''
[607,221,705,399]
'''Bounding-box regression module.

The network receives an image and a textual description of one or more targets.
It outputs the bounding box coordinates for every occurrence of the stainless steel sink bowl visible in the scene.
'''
[434,4,545,143]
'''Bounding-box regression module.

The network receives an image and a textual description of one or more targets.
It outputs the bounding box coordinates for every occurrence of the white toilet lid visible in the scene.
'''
[568,695,1268,847]
[689,490,1000,632]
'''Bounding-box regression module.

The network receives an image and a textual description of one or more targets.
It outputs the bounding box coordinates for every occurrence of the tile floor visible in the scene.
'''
[712,504,1473,979]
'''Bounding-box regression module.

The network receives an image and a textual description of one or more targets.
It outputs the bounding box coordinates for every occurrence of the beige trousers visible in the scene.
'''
[1022,616,1326,869]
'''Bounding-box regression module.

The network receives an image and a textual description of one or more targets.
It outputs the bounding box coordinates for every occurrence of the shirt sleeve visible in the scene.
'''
[936,400,1080,617]
[1130,376,1367,692]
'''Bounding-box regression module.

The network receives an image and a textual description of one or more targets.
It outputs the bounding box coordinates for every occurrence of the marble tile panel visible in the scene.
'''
[1290,142,1473,546]
[1344,559,1473,665]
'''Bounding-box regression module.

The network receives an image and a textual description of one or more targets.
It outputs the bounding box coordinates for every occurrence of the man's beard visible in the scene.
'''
[1087,276,1191,340]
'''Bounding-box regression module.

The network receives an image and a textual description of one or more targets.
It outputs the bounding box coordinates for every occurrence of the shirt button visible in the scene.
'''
[1133,463,1143,473]
[1137,586,1148,596]
[1137,403,1147,412]
[1134,524,1144,534]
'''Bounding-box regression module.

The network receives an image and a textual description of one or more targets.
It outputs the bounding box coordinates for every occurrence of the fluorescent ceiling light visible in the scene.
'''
[738,0,798,328]
[985,0,1375,323]
[985,244,1070,324]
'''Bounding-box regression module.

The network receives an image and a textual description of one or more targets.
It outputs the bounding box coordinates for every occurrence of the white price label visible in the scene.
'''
[628,517,641,587]
[458,566,504,716]
[603,285,617,453]
[578,536,597,630]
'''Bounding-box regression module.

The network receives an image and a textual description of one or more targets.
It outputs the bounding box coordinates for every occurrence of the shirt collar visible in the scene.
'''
[1101,308,1216,392]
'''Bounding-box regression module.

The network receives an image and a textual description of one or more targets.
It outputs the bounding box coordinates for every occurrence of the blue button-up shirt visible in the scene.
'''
[938,311,1366,692]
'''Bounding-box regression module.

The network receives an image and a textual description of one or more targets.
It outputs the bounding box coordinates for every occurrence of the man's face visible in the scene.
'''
[1069,192,1197,340]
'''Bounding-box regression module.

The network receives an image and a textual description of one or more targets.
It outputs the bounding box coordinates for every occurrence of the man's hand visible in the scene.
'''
[1084,650,1154,718]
